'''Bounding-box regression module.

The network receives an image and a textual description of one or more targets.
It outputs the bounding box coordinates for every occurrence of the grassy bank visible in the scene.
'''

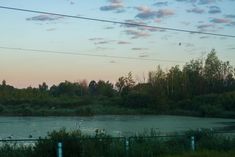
[1,103,235,119]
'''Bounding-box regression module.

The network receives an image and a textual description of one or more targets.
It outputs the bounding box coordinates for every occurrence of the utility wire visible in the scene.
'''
[0,6,235,38]
[0,46,185,63]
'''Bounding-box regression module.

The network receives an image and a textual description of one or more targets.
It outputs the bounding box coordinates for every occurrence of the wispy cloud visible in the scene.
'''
[89,38,104,41]
[110,60,116,63]
[124,30,150,39]
[197,24,214,30]
[139,54,149,58]
[198,0,216,5]
[46,28,56,31]
[122,20,147,28]
[175,0,197,4]
[227,21,235,27]
[26,14,63,21]
[104,26,115,29]
[225,14,235,19]
[131,48,148,51]
[187,7,205,14]
[200,36,211,39]
[117,41,131,44]
[135,6,174,20]
[121,19,164,32]
[94,40,115,45]
[100,0,124,12]
[208,6,221,14]
[210,18,230,23]
[153,1,168,7]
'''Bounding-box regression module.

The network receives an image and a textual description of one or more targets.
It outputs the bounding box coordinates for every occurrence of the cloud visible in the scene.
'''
[89,38,104,41]
[139,54,149,58]
[157,9,175,18]
[122,19,165,32]
[124,30,150,39]
[135,6,174,20]
[187,7,205,14]
[95,41,110,45]
[208,6,221,14]
[110,60,116,63]
[198,0,216,5]
[100,0,124,12]
[26,14,63,21]
[109,0,122,3]
[153,1,168,7]
[117,41,131,44]
[131,48,148,51]
[210,18,231,23]
[185,43,195,47]
[225,14,235,19]
[122,20,147,28]
[200,36,210,39]
[181,21,191,25]
[66,0,75,5]
[104,26,115,29]
[100,4,123,11]
[197,24,214,29]
[139,26,166,32]
[227,21,235,27]
[46,28,56,31]
[94,40,115,45]
[135,6,158,19]
[175,0,197,3]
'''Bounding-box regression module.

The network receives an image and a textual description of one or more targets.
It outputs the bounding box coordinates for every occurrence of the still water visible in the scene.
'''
[0,115,235,139]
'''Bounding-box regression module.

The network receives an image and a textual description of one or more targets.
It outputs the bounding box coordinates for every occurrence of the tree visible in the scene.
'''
[39,82,48,92]
[183,59,204,96]
[88,80,97,95]
[204,49,222,81]
[2,80,6,86]
[148,65,167,98]
[166,65,184,100]
[115,72,135,95]
[96,80,115,97]
[203,49,231,93]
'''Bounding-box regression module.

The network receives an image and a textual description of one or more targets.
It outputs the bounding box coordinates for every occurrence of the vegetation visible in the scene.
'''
[0,129,235,157]
[0,49,235,117]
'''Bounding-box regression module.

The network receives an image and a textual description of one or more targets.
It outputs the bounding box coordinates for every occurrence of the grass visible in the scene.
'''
[164,150,235,157]
[0,129,235,157]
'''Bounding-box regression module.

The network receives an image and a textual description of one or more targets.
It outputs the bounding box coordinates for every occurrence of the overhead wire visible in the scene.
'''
[0,5,235,38]
[0,46,186,63]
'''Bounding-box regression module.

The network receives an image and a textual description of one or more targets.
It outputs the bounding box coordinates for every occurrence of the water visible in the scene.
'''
[0,115,235,139]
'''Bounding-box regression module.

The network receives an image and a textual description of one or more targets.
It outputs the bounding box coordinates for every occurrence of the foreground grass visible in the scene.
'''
[1,129,235,157]
[165,150,235,157]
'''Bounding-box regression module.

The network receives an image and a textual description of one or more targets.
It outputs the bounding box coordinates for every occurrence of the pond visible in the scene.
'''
[0,115,235,139]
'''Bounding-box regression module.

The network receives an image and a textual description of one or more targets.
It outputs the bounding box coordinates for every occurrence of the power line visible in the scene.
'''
[0,6,235,38]
[0,46,185,63]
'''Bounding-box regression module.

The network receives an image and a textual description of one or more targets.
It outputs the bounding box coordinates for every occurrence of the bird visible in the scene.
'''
[179,42,182,46]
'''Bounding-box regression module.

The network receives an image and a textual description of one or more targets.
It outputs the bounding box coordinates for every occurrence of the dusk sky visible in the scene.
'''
[0,0,235,88]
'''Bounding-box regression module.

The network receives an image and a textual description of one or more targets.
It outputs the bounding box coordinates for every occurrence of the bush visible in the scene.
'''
[0,144,33,157]
[75,106,94,116]
[33,128,125,157]
[0,104,4,113]
[185,129,235,151]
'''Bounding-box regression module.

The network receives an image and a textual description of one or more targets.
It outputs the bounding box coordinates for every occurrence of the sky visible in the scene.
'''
[0,0,235,88]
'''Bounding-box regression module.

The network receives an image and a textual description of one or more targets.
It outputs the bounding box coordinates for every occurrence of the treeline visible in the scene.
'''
[0,49,235,117]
